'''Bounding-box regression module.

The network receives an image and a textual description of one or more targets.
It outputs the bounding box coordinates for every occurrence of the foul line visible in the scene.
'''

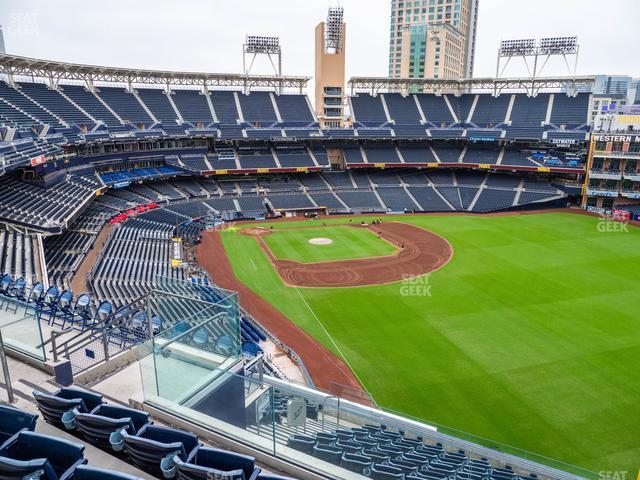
[293,287,375,402]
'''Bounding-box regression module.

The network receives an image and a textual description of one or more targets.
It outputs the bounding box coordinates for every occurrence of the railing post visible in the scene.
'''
[51,331,59,363]
[258,355,264,383]
[0,331,15,404]
[146,297,153,341]
[102,329,110,362]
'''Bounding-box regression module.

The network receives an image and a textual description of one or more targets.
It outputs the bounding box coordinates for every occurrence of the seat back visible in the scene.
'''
[173,456,245,480]
[0,431,85,480]
[312,444,342,463]
[93,404,150,432]
[59,290,73,310]
[32,390,87,427]
[340,452,372,475]
[44,285,60,306]
[190,446,257,480]
[285,434,314,453]
[370,464,404,480]
[57,387,103,412]
[96,301,113,321]
[73,413,133,448]
[256,475,296,480]
[0,274,12,294]
[0,456,57,480]
[28,282,44,303]
[9,277,26,299]
[74,465,143,480]
[75,404,149,449]
[121,425,198,476]
[0,405,38,444]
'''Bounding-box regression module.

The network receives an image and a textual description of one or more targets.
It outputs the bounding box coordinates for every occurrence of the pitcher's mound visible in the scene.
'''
[309,238,333,245]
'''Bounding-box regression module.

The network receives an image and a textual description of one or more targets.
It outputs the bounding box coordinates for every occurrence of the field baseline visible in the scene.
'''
[196,231,367,399]
[242,222,454,288]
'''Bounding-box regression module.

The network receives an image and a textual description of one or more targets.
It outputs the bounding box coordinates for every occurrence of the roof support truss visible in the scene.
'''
[348,76,595,97]
[0,54,309,93]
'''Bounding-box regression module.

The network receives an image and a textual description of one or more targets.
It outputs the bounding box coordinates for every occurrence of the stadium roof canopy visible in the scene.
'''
[0,54,310,91]
[349,75,596,96]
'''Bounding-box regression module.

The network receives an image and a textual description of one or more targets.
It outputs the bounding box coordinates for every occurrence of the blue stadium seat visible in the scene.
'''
[121,424,199,478]
[173,445,261,480]
[73,465,144,480]
[256,475,296,480]
[0,274,12,295]
[340,452,372,475]
[0,431,86,480]
[369,464,404,479]
[286,434,314,454]
[74,404,150,451]
[6,277,26,301]
[0,405,38,444]
[312,444,342,463]
[33,387,103,429]
[27,282,45,305]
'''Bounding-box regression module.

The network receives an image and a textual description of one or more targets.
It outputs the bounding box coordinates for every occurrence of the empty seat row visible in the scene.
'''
[28,387,293,480]
[287,423,532,480]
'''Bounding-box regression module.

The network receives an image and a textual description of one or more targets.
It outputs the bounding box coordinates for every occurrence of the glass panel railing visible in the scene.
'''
[140,356,278,456]
[261,375,597,479]
[0,298,46,361]
[133,281,596,480]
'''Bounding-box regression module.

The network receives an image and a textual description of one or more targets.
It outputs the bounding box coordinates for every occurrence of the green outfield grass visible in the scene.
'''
[221,213,640,474]
[260,224,396,263]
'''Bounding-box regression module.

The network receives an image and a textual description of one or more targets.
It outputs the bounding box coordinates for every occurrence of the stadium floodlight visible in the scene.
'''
[496,36,580,91]
[324,6,344,53]
[539,36,578,54]
[499,39,536,57]
[245,35,281,55]
[243,35,282,81]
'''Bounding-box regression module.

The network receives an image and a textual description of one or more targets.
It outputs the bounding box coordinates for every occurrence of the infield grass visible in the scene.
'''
[220,213,640,474]
[260,224,396,263]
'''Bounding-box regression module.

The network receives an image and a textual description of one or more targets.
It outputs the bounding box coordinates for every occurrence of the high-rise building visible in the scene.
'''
[315,7,346,128]
[583,75,640,125]
[594,75,633,96]
[388,0,478,80]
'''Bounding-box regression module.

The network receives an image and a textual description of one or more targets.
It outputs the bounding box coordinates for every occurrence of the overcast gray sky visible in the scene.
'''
[1,0,638,81]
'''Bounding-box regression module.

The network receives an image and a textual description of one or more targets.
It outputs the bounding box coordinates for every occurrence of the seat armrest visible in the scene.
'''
[58,458,88,480]
[0,430,21,453]
[248,468,262,480]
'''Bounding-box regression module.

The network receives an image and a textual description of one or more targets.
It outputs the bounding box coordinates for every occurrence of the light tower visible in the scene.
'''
[243,35,282,77]
[315,7,346,128]
[0,25,5,54]
[496,36,580,93]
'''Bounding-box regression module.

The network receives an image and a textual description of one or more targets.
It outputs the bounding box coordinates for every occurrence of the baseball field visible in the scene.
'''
[217,212,640,474]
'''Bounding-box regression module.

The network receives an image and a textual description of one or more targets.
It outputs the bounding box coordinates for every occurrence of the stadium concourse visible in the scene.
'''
[0,53,603,480]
